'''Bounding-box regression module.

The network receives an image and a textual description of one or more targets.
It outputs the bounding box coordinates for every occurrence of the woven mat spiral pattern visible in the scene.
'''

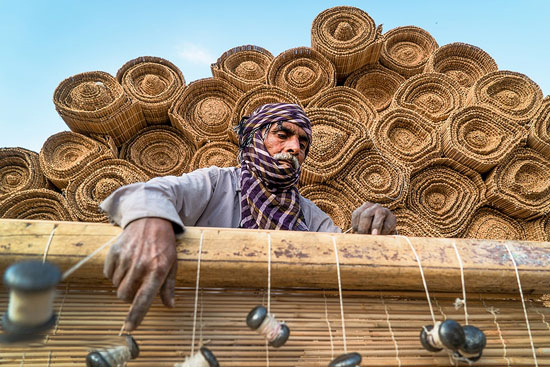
[0,189,75,221]
[311,6,383,80]
[462,206,526,241]
[441,106,527,173]
[526,214,550,241]
[467,70,543,125]
[0,147,49,197]
[189,141,239,171]
[53,71,146,146]
[39,131,115,189]
[211,45,273,92]
[267,47,336,105]
[65,159,149,222]
[527,97,550,158]
[425,42,498,90]
[393,208,441,237]
[120,126,196,178]
[407,158,485,238]
[117,56,186,125]
[300,181,355,230]
[380,26,438,78]
[485,147,550,219]
[345,63,405,112]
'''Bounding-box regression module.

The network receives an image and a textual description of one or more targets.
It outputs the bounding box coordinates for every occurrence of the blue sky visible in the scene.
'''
[1,1,549,152]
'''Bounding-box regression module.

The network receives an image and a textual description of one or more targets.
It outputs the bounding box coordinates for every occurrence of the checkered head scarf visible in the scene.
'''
[236,103,312,231]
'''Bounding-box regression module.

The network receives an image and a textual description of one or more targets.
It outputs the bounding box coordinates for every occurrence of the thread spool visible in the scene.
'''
[1,260,61,343]
[173,347,219,367]
[455,325,486,362]
[246,305,290,348]
[329,352,362,367]
[420,319,465,352]
[86,335,140,367]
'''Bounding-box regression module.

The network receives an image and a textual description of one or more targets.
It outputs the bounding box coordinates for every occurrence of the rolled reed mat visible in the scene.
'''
[39,131,115,190]
[467,70,543,125]
[300,108,371,185]
[344,63,405,112]
[300,181,355,230]
[485,147,550,219]
[0,147,50,197]
[525,213,550,241]
[407,158,485,238]
[392,72,465,124]
[116,56,186,125]
[266,47,336,106]
[169,78,241,146]
[462,206,527,241]
[528,97,550,158]
[393,207,442,237]
[370,108,441,170]
[308,86,378,132]
[211,45,273,92]
[311,6,383,81]
[188,141,239,171]
[424,42,498,91]
[441,106,527,173]
[65,159,148,222]
[119,125,196,178]
[0,189,75,221]
[337,146,409,209]
[53,71,146,146]
[379,25,438,78]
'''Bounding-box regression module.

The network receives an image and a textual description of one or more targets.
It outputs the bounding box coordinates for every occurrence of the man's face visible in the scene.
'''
[263,121,309,169]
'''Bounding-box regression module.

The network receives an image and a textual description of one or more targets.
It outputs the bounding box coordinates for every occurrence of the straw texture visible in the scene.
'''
[311,6,383,80]
[467,70,543,125]
[462,206,527,241]
[267,47,336,106]
[211,45,273,92]
[380,25,438,78]
[441,106,527,173]
[53,71,146,146]
[39,131,115,189]
[392,72,465,123]
[407,158,485,238]
[117,56,186,125]
[65,159,148,222]
[527,96,550,158]
[0,189,75,221]
[344,63,405,112]
[425,42,498,90]
[485,147,550,219]
[300,181,355,230]
[120,126,196,178]
[0,147,50,197]
[393,208,442,237]
[525,214,550,242]
[188,141,239,171]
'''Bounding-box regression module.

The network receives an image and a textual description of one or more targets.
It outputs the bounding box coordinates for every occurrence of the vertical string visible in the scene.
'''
[381,296,402,367]
[42,224,57,263]
[451,241,468,325]
[482,300,511,367]
[323,290,335,360]
[191,230,205,356]
[266,232,272,367]
[331,236,347,354]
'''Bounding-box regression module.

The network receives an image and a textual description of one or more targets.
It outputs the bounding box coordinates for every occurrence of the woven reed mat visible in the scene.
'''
[485,147,550,219]
[407,158,485,238]
[369,108,441,170]
[308,86,378,132]
[424,42,498,91]
[53,71,146,146]
[467,70,543,126]
[169,78,242,146]
[2,285,550,366]
[393,208,442,237]
[462,206,527,241]
[39,131,115,190]
[300,180,355,230]
[441,106,527,173]
[379,25,438,78]
[300,108,371,185]
[65,159,148,222]
[189,141,239,171]
[0,148,50,197]
[120,125,196,179]
[528,96,550,158]
[311,6,383,81]
[526,213,550,242]
[211,45,273,92]
[117,56,186,125]
[344,63,405,112]
[267,47,336,106]
[392,72,465,124]
[0,189,75,221]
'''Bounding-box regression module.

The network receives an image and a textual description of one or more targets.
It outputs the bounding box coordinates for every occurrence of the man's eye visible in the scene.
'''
[277,133,287,139]
[300,143,306,150]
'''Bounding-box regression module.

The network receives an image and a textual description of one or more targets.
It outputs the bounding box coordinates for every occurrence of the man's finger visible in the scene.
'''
[125,273,164,331]
[117,262,146,303]
[160,262,177,308]
[357,206,376,234]
[382,212,397,235]
[112,253,131,287]
[371,209,387,235]
[103,242,121,279]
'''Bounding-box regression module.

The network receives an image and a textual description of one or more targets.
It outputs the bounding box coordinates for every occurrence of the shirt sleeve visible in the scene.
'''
[99,167,220,233]
[299,196,342,233]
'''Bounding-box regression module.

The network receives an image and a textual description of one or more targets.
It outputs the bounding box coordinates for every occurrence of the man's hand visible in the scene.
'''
[352,202,397,235]
[104,217,177,331]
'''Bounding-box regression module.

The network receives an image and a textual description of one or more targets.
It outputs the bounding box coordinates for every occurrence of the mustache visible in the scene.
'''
[272,152,300,170]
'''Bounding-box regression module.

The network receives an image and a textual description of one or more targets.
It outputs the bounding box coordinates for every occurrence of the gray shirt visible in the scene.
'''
[100,166,341,233]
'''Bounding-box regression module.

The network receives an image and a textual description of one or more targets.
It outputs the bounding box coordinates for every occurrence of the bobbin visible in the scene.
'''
[420,319,465,352]
[455,325,486,362]
[173,346,219,367]
[1,260,61,342]
[246,305,290,347]
[329,352,362,367]
[86,334,140,367]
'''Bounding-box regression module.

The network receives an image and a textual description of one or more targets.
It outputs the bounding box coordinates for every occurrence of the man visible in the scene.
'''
[100,103,396,331]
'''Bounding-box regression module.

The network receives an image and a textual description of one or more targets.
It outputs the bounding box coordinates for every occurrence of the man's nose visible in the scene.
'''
[284,136,300,155]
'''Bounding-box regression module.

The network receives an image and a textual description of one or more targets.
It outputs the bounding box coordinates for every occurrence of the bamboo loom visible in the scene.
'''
[1,219,550,366]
